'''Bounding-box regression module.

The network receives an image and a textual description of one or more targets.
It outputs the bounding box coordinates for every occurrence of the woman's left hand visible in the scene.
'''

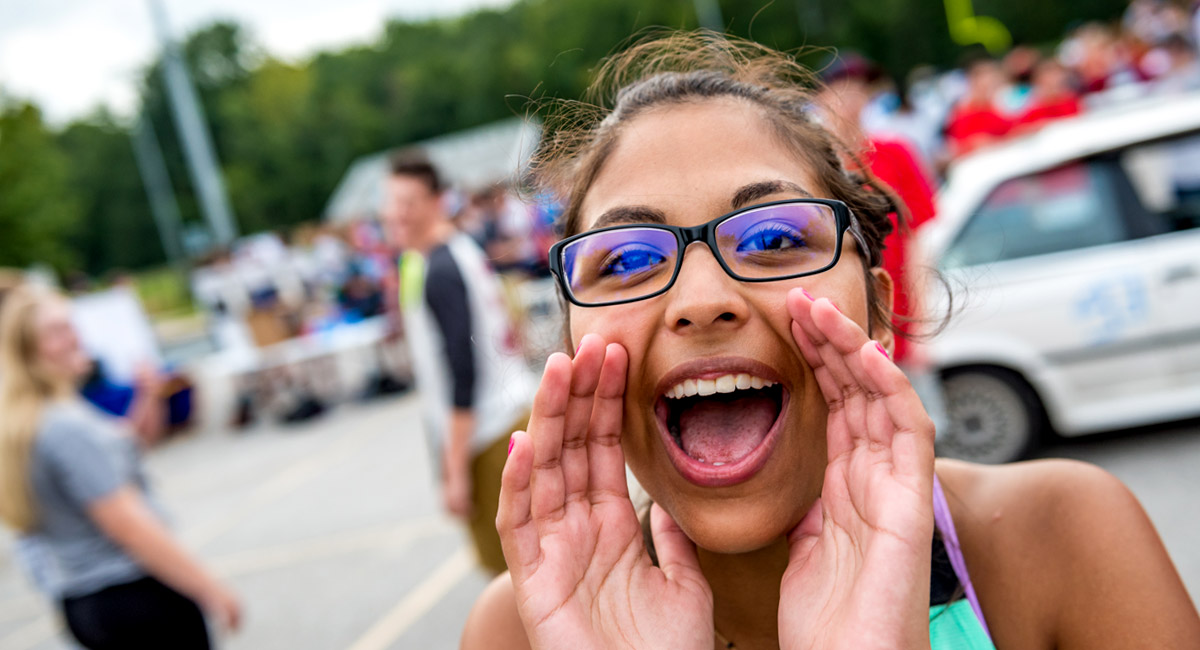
[778,289,935,650]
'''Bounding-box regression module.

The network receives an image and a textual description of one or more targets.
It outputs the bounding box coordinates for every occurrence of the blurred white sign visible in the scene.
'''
[71,286,161,384]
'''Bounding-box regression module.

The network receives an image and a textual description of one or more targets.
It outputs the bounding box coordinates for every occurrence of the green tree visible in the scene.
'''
[58,111,164,274]
[0,101,80,271]
[32,0,1136,279]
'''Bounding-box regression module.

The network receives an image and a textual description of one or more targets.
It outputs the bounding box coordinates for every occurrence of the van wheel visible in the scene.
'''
[937,367,1043,464]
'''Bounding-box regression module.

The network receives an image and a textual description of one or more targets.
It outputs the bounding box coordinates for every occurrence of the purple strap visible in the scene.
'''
[931,474,993,641]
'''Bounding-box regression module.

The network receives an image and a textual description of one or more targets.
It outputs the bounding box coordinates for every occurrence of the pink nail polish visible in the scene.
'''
[800,288,814,300]
[875,342,890,360]
[507,435,515,456]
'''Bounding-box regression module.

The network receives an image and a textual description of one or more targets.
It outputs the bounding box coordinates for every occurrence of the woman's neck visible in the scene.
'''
[699,536,791,649]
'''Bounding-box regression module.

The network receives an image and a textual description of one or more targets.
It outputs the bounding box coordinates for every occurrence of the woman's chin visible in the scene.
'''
[671,499,808,556]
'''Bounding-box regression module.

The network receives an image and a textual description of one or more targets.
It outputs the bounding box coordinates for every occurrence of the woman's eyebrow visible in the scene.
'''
[731,180,814,209]
[591,205,668,228]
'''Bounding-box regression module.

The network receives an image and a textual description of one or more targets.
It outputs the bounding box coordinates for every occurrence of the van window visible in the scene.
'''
[943,162,1128,269]
[1119,131,1200,232]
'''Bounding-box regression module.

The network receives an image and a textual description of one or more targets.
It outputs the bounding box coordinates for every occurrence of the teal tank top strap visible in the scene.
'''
[929,599,996,649]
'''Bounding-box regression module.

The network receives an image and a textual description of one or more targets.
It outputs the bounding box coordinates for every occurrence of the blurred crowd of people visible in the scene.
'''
[185,179,557,427]
[190,186,555,347]
[850,0,1200,175]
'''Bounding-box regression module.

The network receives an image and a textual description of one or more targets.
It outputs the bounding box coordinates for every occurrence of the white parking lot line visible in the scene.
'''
[183,423,390,549]
[345,547,474,650]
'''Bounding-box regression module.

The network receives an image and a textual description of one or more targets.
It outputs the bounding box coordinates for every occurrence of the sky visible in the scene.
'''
[0,0,515,124]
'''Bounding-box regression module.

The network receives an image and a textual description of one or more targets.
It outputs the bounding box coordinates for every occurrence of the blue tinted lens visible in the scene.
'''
[561,227,678,304]
[716,202,838,278]
[735,219,808,253]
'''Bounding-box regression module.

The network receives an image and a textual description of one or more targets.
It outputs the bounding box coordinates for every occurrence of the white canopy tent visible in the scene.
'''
[322,117,541,224]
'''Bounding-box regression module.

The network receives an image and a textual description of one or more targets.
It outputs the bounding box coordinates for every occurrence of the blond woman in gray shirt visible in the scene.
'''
[0,285,240,649]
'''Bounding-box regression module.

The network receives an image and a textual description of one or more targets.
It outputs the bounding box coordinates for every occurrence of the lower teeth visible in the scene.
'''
[688,456,727,467]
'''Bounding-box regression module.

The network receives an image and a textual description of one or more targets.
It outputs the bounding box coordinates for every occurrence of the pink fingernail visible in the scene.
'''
[507,435,515,456]
[875,342,890,360]
[800,288,814,300]
[831,301,842,314]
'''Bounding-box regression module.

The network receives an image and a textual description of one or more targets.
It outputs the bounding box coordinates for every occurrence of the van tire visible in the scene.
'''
[937,367,1044,464]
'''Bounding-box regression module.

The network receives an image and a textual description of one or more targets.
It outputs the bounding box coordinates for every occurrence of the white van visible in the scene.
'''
[921,92,1200,463]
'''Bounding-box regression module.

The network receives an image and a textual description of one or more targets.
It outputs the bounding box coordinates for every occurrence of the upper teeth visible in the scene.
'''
[665,374,776,399]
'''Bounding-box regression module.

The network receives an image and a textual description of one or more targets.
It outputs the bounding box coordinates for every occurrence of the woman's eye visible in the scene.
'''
[600,245,668,277]
[736,224,806,253]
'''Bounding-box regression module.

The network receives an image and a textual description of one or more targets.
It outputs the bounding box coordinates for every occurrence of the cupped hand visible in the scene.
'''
[779,289,936,650]
[497,334,714,650]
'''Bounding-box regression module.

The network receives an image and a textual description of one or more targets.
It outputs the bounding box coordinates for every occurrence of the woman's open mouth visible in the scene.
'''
[654,363,788,487]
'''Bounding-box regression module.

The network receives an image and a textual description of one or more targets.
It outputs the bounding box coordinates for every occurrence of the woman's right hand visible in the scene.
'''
[200,581,243,634]
[497,334,714,650]
[87,486,244,635]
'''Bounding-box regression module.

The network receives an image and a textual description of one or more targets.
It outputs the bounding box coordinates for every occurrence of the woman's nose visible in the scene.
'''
[663,245,750,333]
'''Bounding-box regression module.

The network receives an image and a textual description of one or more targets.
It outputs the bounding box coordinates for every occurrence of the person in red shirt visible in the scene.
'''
[814,56,937,365]
[1013,59,1084,134]
[944,58,1012,159]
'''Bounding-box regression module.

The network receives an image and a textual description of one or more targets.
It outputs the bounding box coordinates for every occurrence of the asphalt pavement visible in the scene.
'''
[0,395,1196,649]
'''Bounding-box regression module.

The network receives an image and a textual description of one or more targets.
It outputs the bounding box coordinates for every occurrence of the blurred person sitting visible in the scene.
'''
[455,189,496,248]
[996,45,1041,116]
[889,66,956,169]
[79,359,179,446]
[380,155,536,575]
[1125,0,1194,49]
[1153,32,1200,93]
[943,56,1012,159]
[0,284,241,649]
[311,224,353,291]
[863,78,944,176]
[481,184,545,276]
[1063,22,1146,94]
[1012,58,1084,134]
[337,264,385,321]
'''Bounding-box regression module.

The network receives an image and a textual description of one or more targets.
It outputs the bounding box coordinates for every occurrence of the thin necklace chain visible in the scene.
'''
[714,625,736,649]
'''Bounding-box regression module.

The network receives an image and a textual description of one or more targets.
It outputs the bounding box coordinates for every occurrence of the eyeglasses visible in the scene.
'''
[549,198,870,307]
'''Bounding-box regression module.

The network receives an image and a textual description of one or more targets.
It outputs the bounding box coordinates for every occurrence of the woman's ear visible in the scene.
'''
[869,267,895,356]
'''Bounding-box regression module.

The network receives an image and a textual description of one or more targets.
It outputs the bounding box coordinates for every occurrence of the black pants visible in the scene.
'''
[62,577,210,650]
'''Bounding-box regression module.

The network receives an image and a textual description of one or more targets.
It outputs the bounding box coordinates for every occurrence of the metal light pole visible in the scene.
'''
[129,113,185,265]
[148,0,239,247]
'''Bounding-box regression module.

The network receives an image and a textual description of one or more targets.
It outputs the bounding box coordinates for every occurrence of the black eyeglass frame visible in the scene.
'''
[548,198,873,308]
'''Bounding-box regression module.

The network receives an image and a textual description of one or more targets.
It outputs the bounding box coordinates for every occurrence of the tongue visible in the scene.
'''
[678,394,777,464]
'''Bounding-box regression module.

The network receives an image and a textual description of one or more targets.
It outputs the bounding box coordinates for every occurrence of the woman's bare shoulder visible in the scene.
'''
[935,457,1200,648]
[934,456,1164,576]
[934,456,1164,549]
[461,572,530,650]
[936,456,1128,519]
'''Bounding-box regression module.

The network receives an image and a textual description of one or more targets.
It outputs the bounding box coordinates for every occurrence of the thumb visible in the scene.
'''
[650,503,705,586]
